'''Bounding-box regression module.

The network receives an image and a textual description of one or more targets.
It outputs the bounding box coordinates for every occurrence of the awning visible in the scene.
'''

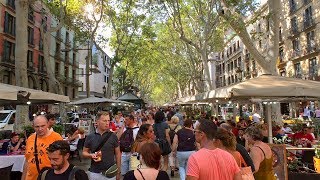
[0,83,70,105]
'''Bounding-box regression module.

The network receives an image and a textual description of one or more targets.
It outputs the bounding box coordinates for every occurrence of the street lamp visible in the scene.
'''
[102,85,106,97]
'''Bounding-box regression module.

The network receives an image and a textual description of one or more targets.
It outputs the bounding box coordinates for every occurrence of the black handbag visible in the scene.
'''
[154,124,172,156]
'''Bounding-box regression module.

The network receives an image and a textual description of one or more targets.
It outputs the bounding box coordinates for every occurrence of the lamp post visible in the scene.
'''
[102,85,106,97]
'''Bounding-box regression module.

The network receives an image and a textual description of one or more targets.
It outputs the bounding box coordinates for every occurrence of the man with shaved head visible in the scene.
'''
[22,115,63,180]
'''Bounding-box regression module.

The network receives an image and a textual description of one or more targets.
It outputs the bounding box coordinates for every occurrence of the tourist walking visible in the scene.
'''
[172,119,196,180]
[37,140,88,180]
[82,111,121,180]
[123,142,170,180]
[186,119,241,180]
[153,110,171,171]
[22,115,63,180]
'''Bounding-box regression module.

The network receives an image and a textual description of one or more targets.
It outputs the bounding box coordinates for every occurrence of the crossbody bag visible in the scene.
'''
[92,132,118,178]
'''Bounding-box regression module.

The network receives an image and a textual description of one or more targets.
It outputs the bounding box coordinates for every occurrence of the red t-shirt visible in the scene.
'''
[293,132,314,147]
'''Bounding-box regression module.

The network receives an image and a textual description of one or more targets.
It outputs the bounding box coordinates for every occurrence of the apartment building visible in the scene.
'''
[216,0,320,88]
[0,0,80,100]
[78,44,115,98]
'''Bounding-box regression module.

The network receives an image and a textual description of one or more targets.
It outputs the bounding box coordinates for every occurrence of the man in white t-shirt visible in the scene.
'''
[119,114,139,176]
[252,112,261,123]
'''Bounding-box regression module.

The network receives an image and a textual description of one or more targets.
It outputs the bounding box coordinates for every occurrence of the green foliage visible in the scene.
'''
[53,124,64,135]
[22,125,35,138]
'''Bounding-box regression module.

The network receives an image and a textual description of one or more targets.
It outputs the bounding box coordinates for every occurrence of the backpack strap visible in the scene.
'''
[173,124,179,131]
[41,169,49,180]
[68,166,80,180]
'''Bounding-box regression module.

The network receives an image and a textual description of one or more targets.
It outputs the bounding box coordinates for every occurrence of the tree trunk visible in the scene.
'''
[201,51,213,90]
[14,0,30,132]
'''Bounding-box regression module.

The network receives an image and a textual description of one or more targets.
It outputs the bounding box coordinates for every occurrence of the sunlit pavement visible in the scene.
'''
[70,157,181,180]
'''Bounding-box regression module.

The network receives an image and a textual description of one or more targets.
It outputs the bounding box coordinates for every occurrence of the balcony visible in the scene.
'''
[56,75,66,82]
[288,27,299,38]
[290,50,301,59]
[303,18,315,31]
[66,77,73,85]
[1,56,15,67]
[74,80,83,87]
[303,0,312,6]
[38,67,47,75]
[306,44,318,54]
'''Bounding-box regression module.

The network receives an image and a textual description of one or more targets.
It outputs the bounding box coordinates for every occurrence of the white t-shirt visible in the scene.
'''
[252,113,261,123]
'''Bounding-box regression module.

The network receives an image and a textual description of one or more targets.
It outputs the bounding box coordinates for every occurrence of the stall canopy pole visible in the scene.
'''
[267,104,273,143]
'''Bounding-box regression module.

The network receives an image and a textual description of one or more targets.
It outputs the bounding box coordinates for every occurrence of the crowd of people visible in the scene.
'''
[1,106,319,180]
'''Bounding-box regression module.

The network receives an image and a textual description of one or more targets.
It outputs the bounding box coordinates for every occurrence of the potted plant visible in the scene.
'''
[314,145,320,173]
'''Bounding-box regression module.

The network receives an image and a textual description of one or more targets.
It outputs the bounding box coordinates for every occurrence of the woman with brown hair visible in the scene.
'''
[130,124,155,171]
[124,142,170,180]
[244,125,276,180]
[215,128,247,167]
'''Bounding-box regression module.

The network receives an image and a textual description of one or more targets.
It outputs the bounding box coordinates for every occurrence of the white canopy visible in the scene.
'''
[69,96,133,106]
[230,74,320,100]
[182,74,320,103]
[0,83,70,105]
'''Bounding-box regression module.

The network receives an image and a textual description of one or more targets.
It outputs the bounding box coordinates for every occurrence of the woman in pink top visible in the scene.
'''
[186,119,241,180]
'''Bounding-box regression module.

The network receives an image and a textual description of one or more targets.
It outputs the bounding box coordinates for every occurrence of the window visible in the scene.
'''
[104,75,107,82]
[73,53,76,65]
[294,63,302,78]
[41,16,47,32]
[233,43,236,52]
[292,38,300,51]
[231,61,234,70]
[28,5,34,22]
[227,63,230,71]
[79,68,84,77]
[289,0,296,13]
[72,69,76,80]
[290,17,298,33]
[64,86,68,96]
[304,6,313,29]
[306,31,315,52]
[38,55,46,73]
[65,52,68,61]
[252,60,256,69]
[259,40,262,48]
[39,29,43,51]
[6,0,15,9]
[55,43,61,55]
[27,51,33,68]
[3,41,15,62]
[279,27,282,41]
[238,57,242,67]
[55,62,60,75]
[309,58,317,76]
[65,66,69,77]
[27,27,34,45]
[72,88,76,99]
[3,70,11,84]
[65,31,69,43]
[4,12,15,36]
[279,47,284,62]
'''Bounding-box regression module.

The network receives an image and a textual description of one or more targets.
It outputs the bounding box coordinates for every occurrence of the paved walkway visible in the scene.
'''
[70,157,181,179]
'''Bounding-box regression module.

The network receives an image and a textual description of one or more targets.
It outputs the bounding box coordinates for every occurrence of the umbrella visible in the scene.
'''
[0,83,70,105]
